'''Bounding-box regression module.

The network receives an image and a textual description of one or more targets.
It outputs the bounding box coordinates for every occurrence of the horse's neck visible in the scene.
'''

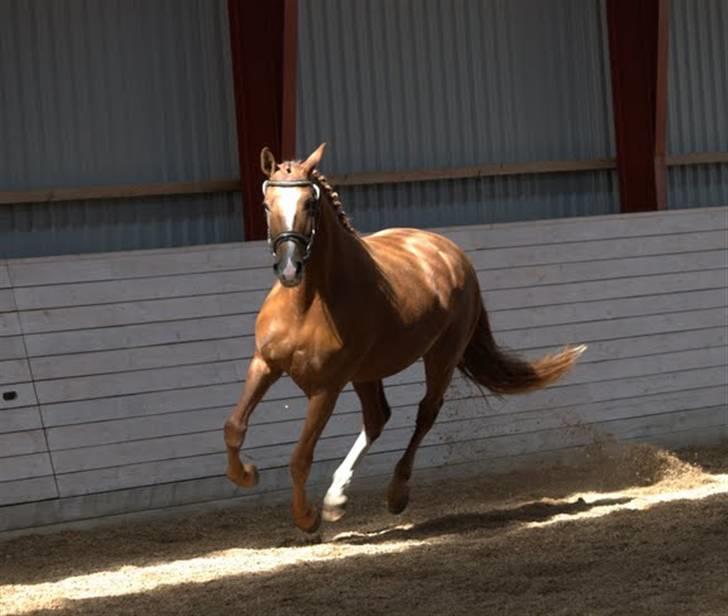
[291,196,368,313]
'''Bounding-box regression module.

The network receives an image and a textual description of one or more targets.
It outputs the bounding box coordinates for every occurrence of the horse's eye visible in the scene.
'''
[304,199,316,211]
[262,202,270,212]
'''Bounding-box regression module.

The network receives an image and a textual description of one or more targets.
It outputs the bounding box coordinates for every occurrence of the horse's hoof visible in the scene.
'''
[322,501,347,523]
[227,463,259,488]
[294,507,321,534]
[387,481,410,515]
[322,492,348,522]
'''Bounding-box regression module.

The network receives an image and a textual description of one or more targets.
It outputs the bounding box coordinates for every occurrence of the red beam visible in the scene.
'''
[607,0,670,212]
[228,0,298,240]
[281,0,299,160]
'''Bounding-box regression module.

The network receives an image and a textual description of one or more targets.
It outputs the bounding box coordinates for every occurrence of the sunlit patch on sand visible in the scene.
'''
[526,473,728,528]
[0,539,426,614]
[2,444,725,615]
[332,522,416,541]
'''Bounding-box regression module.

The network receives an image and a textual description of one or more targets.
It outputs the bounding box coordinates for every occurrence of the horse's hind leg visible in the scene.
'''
[387,355,455,515]
[323,380,391,522]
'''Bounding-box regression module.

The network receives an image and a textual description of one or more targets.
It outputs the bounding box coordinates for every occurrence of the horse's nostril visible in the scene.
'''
[273,263,279,275]
[295,261,303,275]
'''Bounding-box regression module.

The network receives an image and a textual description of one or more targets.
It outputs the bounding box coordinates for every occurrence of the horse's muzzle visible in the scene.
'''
[273,241,304,287]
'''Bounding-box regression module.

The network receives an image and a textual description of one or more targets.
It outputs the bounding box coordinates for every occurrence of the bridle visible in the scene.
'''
[262,179,321,261]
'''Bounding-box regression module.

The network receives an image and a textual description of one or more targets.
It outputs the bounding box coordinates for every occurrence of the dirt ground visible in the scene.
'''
[1,441,728,616]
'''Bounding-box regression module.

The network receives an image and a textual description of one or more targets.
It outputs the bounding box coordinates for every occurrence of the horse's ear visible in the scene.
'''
[302,143,326,175]
[260,147,276,177]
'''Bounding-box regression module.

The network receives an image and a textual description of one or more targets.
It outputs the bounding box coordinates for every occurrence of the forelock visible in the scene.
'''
[271,161,308,181]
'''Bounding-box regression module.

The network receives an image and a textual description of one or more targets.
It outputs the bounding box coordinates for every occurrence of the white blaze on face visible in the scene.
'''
[278,189,299,230]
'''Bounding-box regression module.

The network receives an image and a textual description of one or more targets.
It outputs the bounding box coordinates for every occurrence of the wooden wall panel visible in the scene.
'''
[0,262,58,506]
[1,207,726,534]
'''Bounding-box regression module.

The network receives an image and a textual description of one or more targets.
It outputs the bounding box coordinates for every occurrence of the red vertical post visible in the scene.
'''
[607,0,670,212]
[228,0,298,240]
[280,0,299,160]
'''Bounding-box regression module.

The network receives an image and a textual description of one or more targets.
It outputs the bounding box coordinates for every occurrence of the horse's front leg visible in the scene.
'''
[290,388,340,533]
[323,380,391,522]
[224,353,281,487]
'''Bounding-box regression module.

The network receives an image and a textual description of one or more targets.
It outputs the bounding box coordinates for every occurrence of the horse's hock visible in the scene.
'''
[0,207,726,535]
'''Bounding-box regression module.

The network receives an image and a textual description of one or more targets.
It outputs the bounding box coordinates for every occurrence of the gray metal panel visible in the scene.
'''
[668,164,728,210]
[668,0,728,155]
[0,194,243,259]
[341,171,617,232]
[667,0,728,208]
[0,0,242,256]
[296,0,617,230]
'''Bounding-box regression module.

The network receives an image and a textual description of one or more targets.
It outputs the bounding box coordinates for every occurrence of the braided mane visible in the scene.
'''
[310,169,357,235]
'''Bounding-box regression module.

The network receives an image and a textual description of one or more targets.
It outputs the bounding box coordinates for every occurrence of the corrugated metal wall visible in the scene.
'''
[0,0,242,258]
[296,0,618,231]
[667,0,728,209]
[297,0,727,231]
[1,1,724,256]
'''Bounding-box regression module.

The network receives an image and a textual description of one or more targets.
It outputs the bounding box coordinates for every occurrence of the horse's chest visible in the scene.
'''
[259,320,348,382]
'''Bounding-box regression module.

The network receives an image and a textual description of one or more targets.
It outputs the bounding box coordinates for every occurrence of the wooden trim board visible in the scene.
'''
[0,154,725,205]
[0,180,242,206]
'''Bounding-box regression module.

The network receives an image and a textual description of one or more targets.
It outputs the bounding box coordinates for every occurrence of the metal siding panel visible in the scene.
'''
[667,0,728,208]
[0,194,243,259]
[296,0,617,230]
[0,0,242,257]
[340,171,617,233]
[668,164,728,210]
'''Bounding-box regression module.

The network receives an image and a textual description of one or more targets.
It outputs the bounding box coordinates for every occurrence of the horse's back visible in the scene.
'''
[364,227,478,305]
[363,227,480,335]
[337,227,480,379]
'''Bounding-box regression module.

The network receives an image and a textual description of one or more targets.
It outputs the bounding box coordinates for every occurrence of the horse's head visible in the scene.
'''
[260,143,326,287]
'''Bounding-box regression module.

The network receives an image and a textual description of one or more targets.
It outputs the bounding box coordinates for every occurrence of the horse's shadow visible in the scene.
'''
[334,496,631,545]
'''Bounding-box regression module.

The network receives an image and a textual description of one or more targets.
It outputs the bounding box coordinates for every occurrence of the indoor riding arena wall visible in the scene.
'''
[1,207,726,535]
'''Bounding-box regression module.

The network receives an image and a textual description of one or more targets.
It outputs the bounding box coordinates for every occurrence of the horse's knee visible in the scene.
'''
[223,418,246,448]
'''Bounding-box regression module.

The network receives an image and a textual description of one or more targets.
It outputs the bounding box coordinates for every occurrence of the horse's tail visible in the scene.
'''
[457,305,586,395]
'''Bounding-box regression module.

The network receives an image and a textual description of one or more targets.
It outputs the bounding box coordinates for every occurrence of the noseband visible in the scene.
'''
[262,179,321,261]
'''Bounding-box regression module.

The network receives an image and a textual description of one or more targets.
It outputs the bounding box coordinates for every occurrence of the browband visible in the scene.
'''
[262,179,320,201]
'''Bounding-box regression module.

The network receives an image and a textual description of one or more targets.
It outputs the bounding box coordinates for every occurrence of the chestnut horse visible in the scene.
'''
[224,144,585,532]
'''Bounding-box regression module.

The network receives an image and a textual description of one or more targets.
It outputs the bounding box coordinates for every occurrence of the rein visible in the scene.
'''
[262,179,321,261]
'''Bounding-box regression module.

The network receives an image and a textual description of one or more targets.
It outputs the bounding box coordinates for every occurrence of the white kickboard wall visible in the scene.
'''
[1,207,726,535]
